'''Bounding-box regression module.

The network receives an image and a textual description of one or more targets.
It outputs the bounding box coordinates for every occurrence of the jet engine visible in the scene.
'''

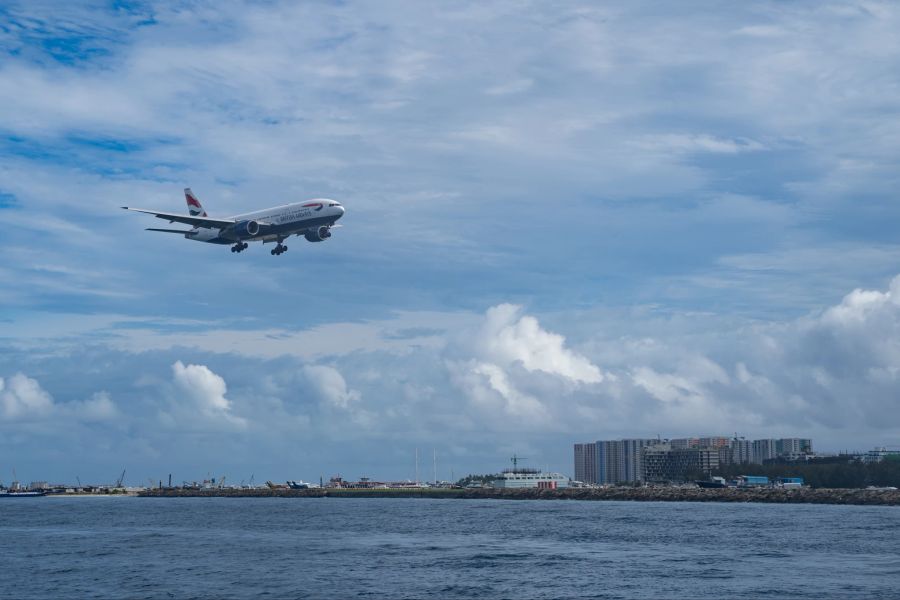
[304,226,332,242]
[230,220,260,239]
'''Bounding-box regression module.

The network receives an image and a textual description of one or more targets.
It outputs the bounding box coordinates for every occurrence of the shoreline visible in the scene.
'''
[136,486,900,506]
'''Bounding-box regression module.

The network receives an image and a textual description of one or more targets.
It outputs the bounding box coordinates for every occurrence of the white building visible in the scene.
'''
[493,468,569,489]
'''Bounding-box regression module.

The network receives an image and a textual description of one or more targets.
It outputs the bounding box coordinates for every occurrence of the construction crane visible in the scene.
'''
[509,454,528,472]
[115,469,126,488]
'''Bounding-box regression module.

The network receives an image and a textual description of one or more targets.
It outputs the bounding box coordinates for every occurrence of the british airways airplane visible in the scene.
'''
[122,188,345,256]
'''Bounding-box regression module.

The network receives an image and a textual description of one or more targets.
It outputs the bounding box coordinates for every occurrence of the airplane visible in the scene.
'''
[122,188,345,256]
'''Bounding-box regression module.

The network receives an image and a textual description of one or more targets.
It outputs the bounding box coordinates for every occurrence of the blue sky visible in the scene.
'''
[1,1,900,485]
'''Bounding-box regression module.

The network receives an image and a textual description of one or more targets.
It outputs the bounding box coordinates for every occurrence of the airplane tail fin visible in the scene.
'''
[184,188,208,217]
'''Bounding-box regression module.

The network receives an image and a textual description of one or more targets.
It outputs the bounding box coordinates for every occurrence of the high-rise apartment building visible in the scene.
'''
[573,442,598,484]
[641,444,672,482]
[642,445,720,482]
[596,440,620,484]
[670,437,699,449]
[729,438,753,464]
[578,435,814,482]
[777,438,812,458]
[621,438,658,482]
[593,438,657,483]
[752,438,812,463]
[752,439,778,464]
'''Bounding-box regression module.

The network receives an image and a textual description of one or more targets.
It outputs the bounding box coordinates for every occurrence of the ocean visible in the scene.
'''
[1,497,898,599]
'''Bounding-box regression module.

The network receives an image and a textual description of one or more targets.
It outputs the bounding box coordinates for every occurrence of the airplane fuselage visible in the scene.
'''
[188,199,344,244]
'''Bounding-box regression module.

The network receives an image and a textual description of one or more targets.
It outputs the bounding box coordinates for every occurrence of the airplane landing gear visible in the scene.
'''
[231,242,249,253]
[271,243,288,256]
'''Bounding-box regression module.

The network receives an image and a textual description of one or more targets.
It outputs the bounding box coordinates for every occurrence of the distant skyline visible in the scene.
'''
[2,1,900,484]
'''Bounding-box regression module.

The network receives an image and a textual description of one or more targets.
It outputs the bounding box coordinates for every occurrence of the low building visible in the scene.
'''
[864,447,900,464]
[776,477,803,488]
[737,475,770,487]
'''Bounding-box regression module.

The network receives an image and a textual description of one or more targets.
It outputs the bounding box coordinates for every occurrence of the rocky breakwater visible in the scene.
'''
[460,486,900,506]
[140,488,327,498]
[139,487,464,498]
[138,486,900,505]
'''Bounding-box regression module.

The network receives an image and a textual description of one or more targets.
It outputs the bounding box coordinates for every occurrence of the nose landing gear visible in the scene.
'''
[231,242,249,253]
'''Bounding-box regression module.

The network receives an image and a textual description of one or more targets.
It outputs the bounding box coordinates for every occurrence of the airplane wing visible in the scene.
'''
[121,207,236,229]
[146,228,194,234]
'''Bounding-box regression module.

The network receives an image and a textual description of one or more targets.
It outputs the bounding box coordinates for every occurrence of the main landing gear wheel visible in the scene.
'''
[271,243,288,256]
[231,242,249,253]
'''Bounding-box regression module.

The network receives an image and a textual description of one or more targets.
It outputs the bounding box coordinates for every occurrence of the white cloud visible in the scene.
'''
[303,365,361,410]
[67,391,120,422]
[0,373,54,420]
[448,360,549,424]
[170,361,247,429]
[0,373,119,423]
[443,304,603,427]
[634,134,766,154]
[475,304,603,384]
[485,78,533,95]
[821,276,900,326]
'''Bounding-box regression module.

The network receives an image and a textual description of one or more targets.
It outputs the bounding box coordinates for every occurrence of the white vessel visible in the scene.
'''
[492,460,570,489]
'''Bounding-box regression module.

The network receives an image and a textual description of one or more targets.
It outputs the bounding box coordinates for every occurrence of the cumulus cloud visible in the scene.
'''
[66,391,120,423]
[0,373,119,423]
[474,304,603,384]
[303,365,361,410]
[445,304,603,426]
[437,277,900,440]
[0,373,54,420]
[170,361,247,429]
[448,360,549,425]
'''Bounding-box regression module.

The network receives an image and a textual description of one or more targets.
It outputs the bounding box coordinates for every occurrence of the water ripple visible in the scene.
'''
[1,498,898,599]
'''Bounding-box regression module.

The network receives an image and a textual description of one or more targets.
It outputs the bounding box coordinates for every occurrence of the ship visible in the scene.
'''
[491,455,569,489]
[286,480,319,489]
[0,489,46,498]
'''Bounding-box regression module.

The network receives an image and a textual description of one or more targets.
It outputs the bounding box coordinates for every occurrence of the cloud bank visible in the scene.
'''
[3,275,900,481]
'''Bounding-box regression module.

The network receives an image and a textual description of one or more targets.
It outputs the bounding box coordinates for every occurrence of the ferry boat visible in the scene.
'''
[492,467,569,489]
[0,489,46,498]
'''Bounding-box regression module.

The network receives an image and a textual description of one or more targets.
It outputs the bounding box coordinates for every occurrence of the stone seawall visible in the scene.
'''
[138,486,900,506]
[466,486,900,505]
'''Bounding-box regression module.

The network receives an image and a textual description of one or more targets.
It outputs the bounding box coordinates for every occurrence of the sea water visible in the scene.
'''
[1,497,898,599]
